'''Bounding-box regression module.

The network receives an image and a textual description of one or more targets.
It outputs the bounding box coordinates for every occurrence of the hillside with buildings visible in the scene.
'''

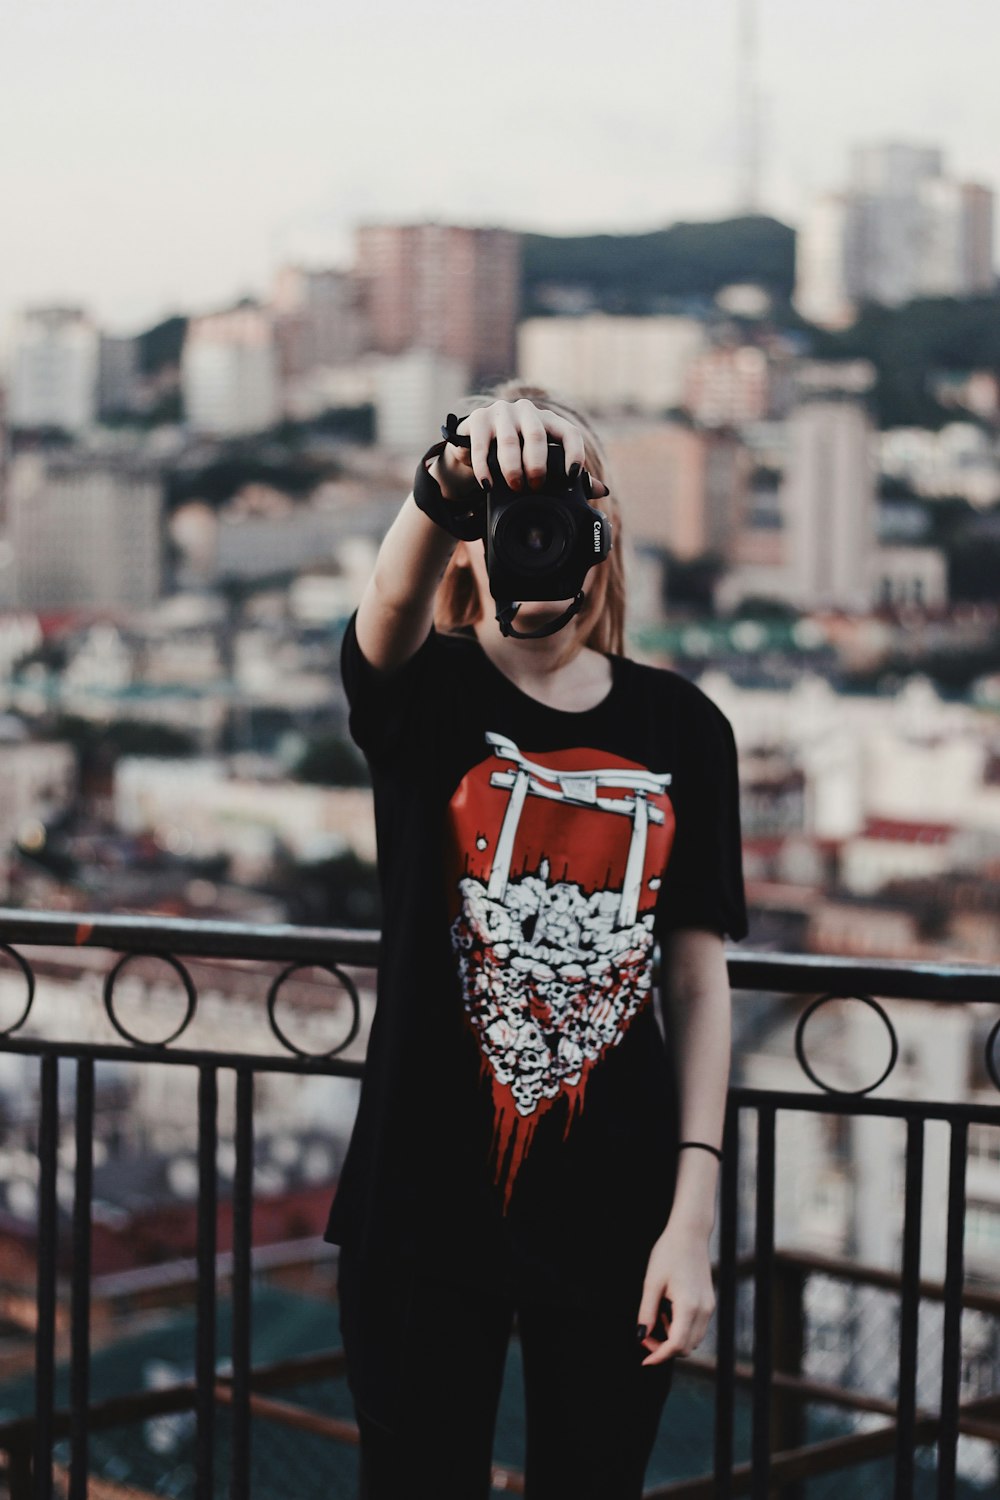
[1,148,999,1319]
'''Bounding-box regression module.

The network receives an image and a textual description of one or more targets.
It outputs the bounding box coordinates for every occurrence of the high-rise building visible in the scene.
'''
[959,184,995,291]
[795,144,996,326]
[98,334,142,419]
[8,308,100,433]
[9,452,163,610]
[850,142,943,199]
[850,145,943,308]
[920,181,995,297]
[602,416,749,558]
[780,398,877,611]
[517,315,707,416]
[181,303,280,436]
[794,194,865,329]
[373,349,470,456]
[683,343,795,426]
[354,224,520,385]
[271,266,368,379]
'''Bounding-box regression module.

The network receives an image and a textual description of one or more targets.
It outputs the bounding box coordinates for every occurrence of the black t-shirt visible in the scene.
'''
[323,608,748,1309]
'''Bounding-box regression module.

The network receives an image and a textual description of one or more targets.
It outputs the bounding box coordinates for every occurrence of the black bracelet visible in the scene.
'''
[411,424,486,541]
[677,1140,723,1161]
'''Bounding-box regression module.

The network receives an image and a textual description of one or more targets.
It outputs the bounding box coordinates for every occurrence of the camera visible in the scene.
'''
[481,435,613,640]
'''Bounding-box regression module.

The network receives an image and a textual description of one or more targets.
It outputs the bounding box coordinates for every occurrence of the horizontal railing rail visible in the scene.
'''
[0,908,996,1499]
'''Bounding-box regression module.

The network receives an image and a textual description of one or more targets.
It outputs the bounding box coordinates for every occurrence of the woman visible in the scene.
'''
[323,383,749,1498]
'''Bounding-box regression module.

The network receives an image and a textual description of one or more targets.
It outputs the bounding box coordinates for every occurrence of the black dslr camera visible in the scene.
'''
[484,436,613,639]
[443,419,613,640]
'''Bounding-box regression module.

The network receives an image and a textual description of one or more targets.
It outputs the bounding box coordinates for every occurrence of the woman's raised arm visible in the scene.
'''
[355,398,598,675]
[354,452,469,677]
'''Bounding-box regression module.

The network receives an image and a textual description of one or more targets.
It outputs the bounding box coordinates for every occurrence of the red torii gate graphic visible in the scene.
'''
[483,731,672,929]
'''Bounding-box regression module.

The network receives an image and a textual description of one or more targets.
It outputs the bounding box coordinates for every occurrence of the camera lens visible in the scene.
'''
[497,502,569,572]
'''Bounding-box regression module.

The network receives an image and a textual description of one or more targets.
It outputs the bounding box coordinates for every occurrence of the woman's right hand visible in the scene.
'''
[438,398,609,499]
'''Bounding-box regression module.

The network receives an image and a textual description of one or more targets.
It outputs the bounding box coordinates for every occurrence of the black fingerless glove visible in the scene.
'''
[411,417,487,541]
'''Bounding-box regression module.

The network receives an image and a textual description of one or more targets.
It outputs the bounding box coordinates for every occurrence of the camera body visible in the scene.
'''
[483,437,612,631]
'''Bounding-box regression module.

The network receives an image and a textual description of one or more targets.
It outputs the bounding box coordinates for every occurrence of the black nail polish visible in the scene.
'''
[568,462,582,482]
[636,1324,647,1340]
[481,479,491,493]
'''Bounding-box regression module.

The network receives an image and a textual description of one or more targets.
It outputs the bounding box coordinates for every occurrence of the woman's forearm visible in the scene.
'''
[356,450,476,673]
[661,932,733,1235]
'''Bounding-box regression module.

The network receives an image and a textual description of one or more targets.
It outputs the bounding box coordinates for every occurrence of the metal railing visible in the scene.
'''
[0,909,996,1498]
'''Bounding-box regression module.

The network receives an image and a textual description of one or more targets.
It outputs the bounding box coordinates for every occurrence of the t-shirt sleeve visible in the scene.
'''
[339,606,440,766]
[655,693,749,943]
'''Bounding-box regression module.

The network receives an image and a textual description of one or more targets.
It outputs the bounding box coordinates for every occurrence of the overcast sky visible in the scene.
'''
[2,0,998,342]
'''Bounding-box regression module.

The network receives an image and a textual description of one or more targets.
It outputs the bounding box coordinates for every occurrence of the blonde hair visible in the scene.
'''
[433,380,627,658]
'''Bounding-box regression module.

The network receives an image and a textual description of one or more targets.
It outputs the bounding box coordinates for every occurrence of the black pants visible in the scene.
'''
[338,1246,675,1499]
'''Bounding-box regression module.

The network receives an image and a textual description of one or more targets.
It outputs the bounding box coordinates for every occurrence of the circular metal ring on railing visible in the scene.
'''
[0,943,35,1038]
[103,951,198,1048]
[266,961,362,1059]
[985,1014,1000,1094]
[794,991,899,1095]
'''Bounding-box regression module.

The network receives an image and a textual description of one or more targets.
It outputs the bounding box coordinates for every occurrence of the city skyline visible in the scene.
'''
[3,0,999,348]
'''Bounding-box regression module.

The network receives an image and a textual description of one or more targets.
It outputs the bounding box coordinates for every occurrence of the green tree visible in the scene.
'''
[811,295,1000,429]
[293,734,370,787]
[522,217,796,315]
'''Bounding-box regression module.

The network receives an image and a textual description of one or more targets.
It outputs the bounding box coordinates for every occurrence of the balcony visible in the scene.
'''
[0,908,997,1498]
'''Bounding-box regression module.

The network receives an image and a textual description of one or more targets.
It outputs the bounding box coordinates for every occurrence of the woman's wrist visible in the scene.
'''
[431,446,481,504]
[666,1149,721,1237]
[660,1202,716,1249]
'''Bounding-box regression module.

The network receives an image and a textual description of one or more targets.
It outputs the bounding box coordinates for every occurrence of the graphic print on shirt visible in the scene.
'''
[443,731,676,1210]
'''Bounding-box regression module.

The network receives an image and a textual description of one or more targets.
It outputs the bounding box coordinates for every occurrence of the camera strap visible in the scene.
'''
[412,436,487,541]
[496,592,586,639]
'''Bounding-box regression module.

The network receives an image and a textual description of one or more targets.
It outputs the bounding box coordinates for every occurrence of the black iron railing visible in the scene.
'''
[0,909,996,1498]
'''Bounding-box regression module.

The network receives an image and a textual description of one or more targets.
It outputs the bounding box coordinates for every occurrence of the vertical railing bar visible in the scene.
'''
[8,1442,33,1499]
[230,1066,254,1499]
[894,1115,924,1500]
[34,1054,59,1500]
[68,1057,94,1499]
[751,1104,776,1499]
[714,1098,741,1498]
[936,1117,967,1498]
[196,1065,219,1500]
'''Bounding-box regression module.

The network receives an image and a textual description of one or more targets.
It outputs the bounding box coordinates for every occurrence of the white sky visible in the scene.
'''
[2,0,998,341]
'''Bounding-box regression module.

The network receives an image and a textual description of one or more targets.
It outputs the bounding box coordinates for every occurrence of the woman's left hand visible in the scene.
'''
[636,1217,717,1366]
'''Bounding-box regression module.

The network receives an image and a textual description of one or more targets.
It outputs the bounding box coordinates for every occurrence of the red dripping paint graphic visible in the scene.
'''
[444,732,676,1211]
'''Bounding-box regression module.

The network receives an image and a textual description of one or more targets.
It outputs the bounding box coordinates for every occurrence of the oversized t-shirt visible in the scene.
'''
[323,607,748,1311]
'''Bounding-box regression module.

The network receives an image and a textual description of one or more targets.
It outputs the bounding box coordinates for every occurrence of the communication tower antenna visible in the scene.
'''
[737,0,762,214]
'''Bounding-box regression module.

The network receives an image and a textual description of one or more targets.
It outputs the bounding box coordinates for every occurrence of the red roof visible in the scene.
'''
[861,817,954,844]
[35,608,124,638]
[742,835,785,855]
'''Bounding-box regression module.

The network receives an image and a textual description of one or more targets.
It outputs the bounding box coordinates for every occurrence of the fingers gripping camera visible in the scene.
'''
[413,413,613,641]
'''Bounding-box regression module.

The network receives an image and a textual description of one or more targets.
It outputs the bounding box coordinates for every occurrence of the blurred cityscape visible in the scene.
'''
[2,143,999,955]
[2,133,1000,1492]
